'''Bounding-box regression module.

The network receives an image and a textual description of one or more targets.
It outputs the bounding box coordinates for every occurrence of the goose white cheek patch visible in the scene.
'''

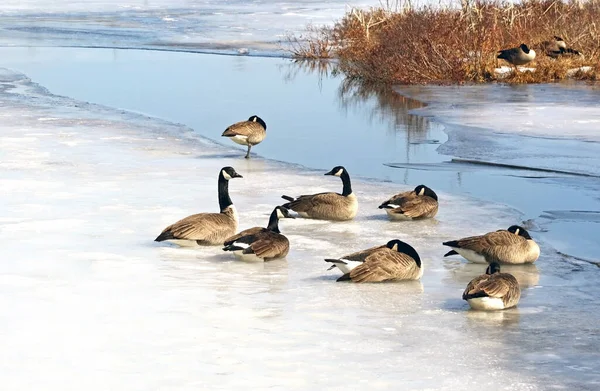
[222,170,232,180]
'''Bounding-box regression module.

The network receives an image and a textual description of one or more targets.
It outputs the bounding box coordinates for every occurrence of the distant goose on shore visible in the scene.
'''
[540,36,582,59]
[325,239,423,283]
[281,165,358,221]
[221,115,267,159]
[443,225,540,264]
[378,184,438,220]
[222,206,292,262]
[463,262,521,310]
[154,167,243,246]
[497,44,536,70]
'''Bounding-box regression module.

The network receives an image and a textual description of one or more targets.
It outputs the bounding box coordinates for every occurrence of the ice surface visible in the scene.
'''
[0,0,382,55]
[4,66,600,390]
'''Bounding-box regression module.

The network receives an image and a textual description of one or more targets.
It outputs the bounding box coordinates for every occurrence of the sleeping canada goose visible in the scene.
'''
[497,43,536,70]
[325,239,423,283]
[221,115,267,158]
[462,262,521,310]
[443,225,540,264]
[378,184,438,220]
[281,165,358,221]
[540,36,582,59]
[154,166,243,246]
[222,206,293,262]
[540,36,567,58]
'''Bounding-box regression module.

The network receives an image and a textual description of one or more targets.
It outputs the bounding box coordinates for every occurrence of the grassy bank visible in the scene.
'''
[289,0,600,84]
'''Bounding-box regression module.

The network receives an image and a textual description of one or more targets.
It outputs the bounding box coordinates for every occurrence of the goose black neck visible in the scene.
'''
[266,209,281,233]
[340,170,353,196]
[218,174,233,211]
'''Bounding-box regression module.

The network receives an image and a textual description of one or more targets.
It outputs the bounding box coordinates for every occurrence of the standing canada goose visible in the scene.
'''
[463,262,521,310]
[221,115,267,159]
[443,225,540,264]
[325,239,423,283]
[378,184,438,220]
[222,206,293,262]
[497,43,536,71]
[154,167,243,246]
[281,166,358,221]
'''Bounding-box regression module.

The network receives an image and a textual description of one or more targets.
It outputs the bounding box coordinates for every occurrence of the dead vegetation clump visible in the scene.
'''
[288,0,600,84]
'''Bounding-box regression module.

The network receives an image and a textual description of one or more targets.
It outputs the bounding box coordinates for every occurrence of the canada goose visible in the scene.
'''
[378,184,438,220]
[325,239,423,283]
[221,115,267,159]
[222,206,293,262]
[443,225,540,264]
[154,167,243,246]
[463,262,521,310]
[540,36,567,58]
[281,166,358,221]
[540,36,582,59]
[497,44,536,70]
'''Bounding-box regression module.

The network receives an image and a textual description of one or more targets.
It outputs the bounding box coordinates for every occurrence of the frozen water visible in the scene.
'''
[1,60,600,389]
[0,0,382,55]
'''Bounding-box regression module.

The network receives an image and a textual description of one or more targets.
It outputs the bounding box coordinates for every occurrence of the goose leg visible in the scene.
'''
[245,144,251,159]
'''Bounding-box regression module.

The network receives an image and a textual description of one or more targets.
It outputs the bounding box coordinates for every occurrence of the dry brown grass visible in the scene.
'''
[290,0,600,84]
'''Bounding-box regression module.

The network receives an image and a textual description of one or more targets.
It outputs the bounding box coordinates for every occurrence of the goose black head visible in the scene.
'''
[553,35,564,42]
[324,166,346,177]
[248,115,267,130]
[520,43,531,53]
[486,262,501,275]
[220,166,243,180]
[385,239,421,267]
[414,184,438,201]
[507,225,532,239]
[275,206,295,219]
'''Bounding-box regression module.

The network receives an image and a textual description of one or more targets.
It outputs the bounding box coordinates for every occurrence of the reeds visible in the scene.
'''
[288,0,600,84]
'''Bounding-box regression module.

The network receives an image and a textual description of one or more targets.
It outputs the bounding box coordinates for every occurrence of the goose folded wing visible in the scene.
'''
[246,233,289,259]
[224,226,263,245]
[222,121,264,137]
[391,196,437,218]
[348,250,417,283]
[162,213,234,240]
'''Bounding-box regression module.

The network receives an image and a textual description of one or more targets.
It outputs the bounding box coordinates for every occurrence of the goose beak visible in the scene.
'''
[233,173,243,178]
[324,170,335,176]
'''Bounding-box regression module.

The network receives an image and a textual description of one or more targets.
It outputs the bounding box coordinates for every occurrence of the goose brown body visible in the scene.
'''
[154,167,243,246]
[463,262,521,310]
[497,44,536,67]
[221,115,267,158]
[379,185,438,220]
[282,166,358,221]
[443,225,540,264]
[326,240,423,283]
[223,206,291,261]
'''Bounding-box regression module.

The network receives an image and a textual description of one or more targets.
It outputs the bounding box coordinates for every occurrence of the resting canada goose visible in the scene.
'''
[281,166,358,221]
[154,166,243,246]
[325,239,423,283]
[378,184,438,220]
[463,262,521,310]
[221,115,267,158]
[540,36,582,59]
[540,36,567,58]
[443,225,540,264]
[222,206,293,262]
[497,43,536,70]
